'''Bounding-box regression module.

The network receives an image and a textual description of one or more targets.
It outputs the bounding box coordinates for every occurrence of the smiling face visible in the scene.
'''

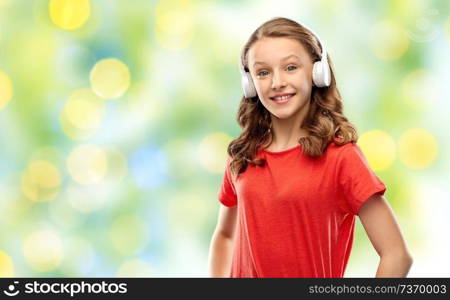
[247,37,314,121]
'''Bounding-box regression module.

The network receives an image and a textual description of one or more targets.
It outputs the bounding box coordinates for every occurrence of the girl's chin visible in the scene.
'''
[268,111,296,120]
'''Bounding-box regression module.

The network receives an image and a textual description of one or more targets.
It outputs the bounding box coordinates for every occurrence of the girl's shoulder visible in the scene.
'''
[327,138,355,150]
[325,140,358,159]
[326,141,370,170]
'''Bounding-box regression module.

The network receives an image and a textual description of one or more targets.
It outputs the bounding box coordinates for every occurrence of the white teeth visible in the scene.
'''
[274,94,293,101]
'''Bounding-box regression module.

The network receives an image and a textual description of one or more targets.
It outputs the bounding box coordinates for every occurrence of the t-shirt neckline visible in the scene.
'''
[262,144,302,155]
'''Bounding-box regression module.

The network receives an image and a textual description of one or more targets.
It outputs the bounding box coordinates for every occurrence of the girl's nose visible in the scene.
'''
[271,72,287,90]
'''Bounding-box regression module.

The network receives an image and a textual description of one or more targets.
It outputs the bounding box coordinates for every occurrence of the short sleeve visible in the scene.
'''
[337,143,386,215]
[217,157,238,207]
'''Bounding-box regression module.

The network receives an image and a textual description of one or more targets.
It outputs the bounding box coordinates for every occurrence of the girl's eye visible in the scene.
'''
[257,70,269,77]
[287,65,297,71]
[257,66,296,77]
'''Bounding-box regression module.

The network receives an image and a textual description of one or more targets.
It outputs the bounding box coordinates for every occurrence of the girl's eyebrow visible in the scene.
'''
[253,54,300,67]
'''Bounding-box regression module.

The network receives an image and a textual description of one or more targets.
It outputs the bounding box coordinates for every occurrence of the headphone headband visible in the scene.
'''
[297,22,328,64]
[240,21,327,70]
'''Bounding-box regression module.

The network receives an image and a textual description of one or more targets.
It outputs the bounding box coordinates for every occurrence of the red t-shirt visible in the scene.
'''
[218,142,386,278]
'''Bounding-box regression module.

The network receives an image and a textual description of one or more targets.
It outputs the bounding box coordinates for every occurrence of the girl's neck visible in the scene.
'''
[263,128,309,152]
[264,111,309,152]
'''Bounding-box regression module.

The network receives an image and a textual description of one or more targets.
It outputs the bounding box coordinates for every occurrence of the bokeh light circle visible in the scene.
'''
[0,70,13,109]
[154,0,195,51]
[90,58,131,99]
[369,20,409,60]
[65,90,104,130]
[0,250,14,277]
[398,128,438,169]
[67,144,108,185]
[49,0,91,30]
[198,132,233,174]
[67,183,109,213]
[29,161,61,188]
[60,89,105,140]
[21,160,62,202]
[22,230,64,272]
[357,130,396,171]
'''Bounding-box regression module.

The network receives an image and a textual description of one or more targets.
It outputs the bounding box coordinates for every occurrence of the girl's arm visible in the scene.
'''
[358,194,413,277]
[208,204,237,277]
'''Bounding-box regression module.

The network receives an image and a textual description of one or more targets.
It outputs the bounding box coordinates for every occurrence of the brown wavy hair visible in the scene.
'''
[228,17,358,177]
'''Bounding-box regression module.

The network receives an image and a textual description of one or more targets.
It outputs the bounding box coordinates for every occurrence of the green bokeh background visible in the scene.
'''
[0,0,449,277]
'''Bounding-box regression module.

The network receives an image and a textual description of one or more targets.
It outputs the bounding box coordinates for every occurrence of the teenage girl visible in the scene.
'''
[208,17,413,278]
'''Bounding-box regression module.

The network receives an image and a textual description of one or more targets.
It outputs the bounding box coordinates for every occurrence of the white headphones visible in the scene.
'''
[239,21,331,99]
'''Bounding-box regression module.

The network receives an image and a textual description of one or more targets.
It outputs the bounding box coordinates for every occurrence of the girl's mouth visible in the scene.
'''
[270,93,296,104]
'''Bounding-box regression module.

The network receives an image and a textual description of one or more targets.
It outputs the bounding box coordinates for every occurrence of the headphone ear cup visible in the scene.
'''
[312,61,324,87]
[242,72,257,98]
[312,61,331,87]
